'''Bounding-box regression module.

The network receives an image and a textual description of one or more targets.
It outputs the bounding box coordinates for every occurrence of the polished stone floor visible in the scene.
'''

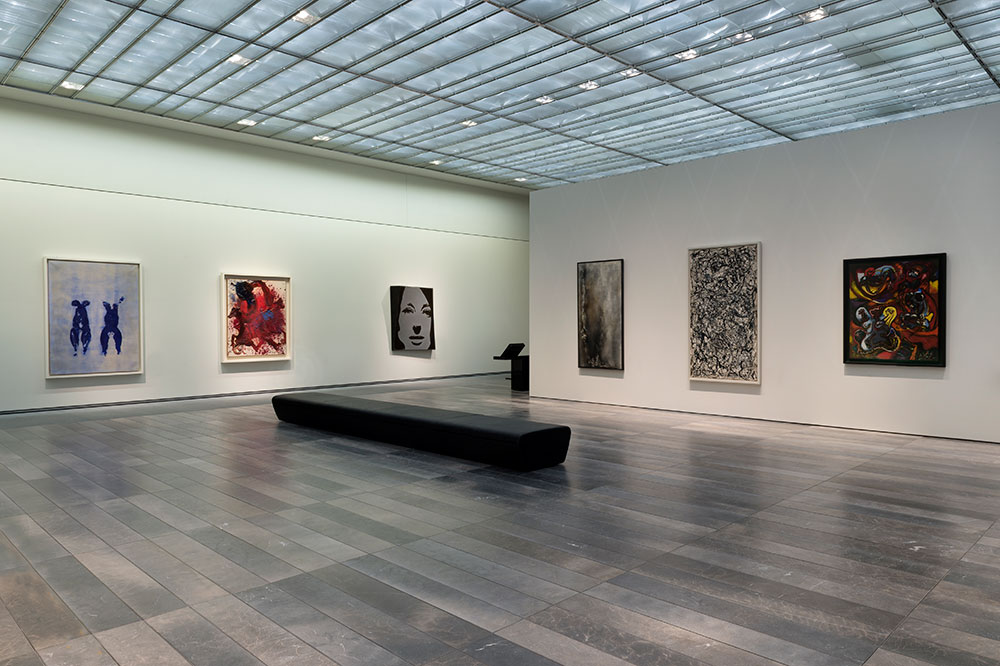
[0,376,998,666]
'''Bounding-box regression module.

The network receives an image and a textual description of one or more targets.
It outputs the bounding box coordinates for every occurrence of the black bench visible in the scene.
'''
[272,392,571,471]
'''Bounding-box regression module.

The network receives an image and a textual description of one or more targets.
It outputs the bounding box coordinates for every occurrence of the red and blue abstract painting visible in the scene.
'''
[224,275,290,362]
[844,253,946,366]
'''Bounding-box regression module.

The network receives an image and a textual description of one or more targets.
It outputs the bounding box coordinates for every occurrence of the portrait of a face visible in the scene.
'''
[390,286,435,351]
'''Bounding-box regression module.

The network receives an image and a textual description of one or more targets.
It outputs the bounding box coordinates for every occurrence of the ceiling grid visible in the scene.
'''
[0,0,996,188]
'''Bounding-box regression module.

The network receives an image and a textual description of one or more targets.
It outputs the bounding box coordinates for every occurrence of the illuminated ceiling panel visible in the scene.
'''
[0,0,997,188]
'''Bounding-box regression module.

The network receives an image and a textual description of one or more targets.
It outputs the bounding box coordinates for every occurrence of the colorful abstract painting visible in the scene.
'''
[390,286,435,351]
[577,259,624,370]
[844,253,945,366]
[223,274,290,362]
[46,258,143,378]
[689,243,760,383]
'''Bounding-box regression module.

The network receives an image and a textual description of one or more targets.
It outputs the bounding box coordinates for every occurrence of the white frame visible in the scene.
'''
[44,257,144,379]
[688,242,761,384]
[221,273,292,363]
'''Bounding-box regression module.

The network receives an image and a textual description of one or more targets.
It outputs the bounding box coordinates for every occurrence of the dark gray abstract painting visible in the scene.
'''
[689,243,760,383]
[577,259,623,370]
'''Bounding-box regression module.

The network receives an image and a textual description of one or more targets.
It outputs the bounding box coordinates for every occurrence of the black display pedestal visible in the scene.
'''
[510,356,529,392]
[493,344,529,392]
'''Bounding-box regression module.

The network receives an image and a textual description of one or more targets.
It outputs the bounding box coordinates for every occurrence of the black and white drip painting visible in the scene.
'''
[577,259,624,370]
[390,286,435,351]
[688,243,760,383]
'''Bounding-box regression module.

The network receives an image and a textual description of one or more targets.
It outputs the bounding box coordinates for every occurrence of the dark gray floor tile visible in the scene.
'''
[36,634,119,666]
[33,556,139,633]
[308,563,492,649]
[236,584,409,666]
[29,510,107,555]
[346,554,521,632]
[0,566,87,649]
[276,572,453,663]
[192,594,336,666]
[0,603,34,663]
[75,548,186,619]
[185,525,302,582]
[93,499,175,539]
[0,515,69,563]
[147,607,265,666]
[461,635,560,666]
[529,605,713,666]
[95,621,190,666]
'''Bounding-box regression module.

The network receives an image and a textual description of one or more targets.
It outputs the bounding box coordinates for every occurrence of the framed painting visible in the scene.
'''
[577,259,624,370]
[390,286,435,351]
[689,243,760,384]
[223,274,291,362]
[45,258,143,378]
[844,253,945,366]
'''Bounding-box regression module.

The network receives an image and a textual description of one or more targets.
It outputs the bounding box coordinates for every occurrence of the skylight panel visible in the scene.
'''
[3,61,65,91]
[101,20,210,83]
[22,0,130,69]
[169,0,258,31]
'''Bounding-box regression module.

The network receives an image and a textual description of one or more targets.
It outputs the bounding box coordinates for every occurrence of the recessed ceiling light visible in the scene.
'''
[312,135,331,141]
[59,81,84,91]
[728,32,754,44]
[237,118,257,126]
[227,54,253,66]
[578,81,599,90]
[461,120,478,127]
[429,160,442,165]
[535,95,554,104]
[619,68,642,78]
[799,7,828,22]
[675,49,698,61]
[514,177,527,182]
[292,10,319,25]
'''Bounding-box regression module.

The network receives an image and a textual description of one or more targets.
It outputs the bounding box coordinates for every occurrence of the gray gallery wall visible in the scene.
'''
[529,102,1000,442]
[0,94,529,412]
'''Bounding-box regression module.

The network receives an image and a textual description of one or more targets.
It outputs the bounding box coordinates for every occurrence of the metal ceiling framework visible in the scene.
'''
[0,0,997,188]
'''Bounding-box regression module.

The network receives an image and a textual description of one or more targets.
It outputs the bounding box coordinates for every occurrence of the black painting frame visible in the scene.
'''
[843,252,946,367]
[577,258,624,370]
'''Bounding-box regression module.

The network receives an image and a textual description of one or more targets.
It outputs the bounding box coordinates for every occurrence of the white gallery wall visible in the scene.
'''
[0,95,529,412]
[530,103,1000,442]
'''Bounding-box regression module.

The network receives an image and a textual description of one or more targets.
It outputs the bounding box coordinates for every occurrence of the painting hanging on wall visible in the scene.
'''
[689,243,760,384]
[844,253,945,366]
[45,258,143,378]
[390,286,435,351]
[577,259,624,370]
[223,274,290,362]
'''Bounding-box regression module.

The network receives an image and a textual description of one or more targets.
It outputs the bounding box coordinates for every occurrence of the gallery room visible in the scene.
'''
[1,1,999,665]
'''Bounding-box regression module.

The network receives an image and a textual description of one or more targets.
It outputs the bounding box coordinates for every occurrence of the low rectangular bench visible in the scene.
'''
[272,392,571,471]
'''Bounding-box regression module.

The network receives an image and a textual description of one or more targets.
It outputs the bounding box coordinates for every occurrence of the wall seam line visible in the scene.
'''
[0,176,530,243]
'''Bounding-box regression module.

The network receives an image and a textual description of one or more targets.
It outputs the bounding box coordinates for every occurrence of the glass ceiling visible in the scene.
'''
[1,0,997,188]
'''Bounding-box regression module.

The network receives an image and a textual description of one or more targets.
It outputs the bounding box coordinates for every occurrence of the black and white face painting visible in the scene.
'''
[391,286,435,351]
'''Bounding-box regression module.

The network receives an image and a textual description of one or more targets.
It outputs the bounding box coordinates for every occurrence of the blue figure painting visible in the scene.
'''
[70,299,91,356]
[46,259,142,377]
[101,297,125,355]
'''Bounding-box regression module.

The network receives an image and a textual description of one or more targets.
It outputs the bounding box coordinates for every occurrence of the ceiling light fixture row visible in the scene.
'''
[671,7,827,61]
[800,7,829,23]
[292,10,320,26]
[530,15,803,106]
